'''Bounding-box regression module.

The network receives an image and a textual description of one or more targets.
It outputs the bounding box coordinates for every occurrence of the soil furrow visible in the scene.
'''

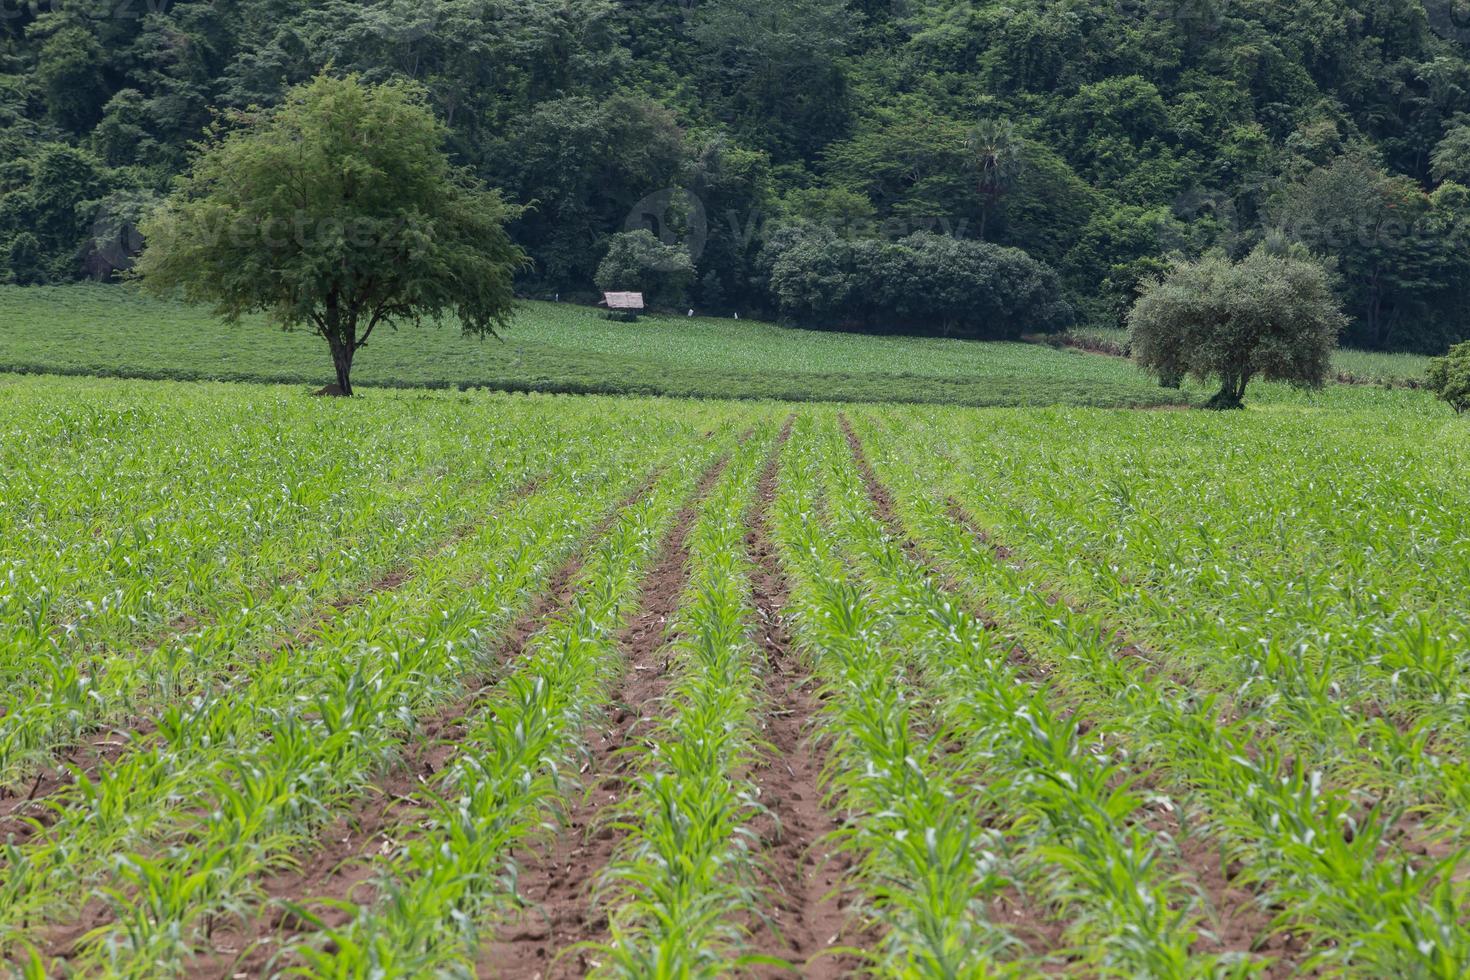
[479,449,736,979]
[743,415,864,978]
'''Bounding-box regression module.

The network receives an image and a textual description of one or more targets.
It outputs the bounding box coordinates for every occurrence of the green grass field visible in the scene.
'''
[1,283,1405,411]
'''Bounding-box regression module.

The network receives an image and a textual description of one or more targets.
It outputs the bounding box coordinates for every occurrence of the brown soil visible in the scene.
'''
[835,413,1280,967]
[479,451,734,978]
[1143,807,1305,976]
[742,415,868,978]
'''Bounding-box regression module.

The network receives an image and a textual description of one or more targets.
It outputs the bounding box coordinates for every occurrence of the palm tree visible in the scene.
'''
[963,117,1023,240]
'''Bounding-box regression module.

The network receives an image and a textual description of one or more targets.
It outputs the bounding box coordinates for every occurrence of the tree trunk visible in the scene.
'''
[327,336,354,397]
[1206,369,1248,410]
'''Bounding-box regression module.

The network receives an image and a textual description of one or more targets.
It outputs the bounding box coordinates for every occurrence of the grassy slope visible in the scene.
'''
[0,285,1440,411]
[0,285,1187,408]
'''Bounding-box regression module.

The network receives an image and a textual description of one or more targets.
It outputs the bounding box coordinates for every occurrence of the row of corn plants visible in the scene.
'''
[764,414,1017,977]
[0,381,491,659]
[0,452,511,788]
[874,406,1470,822]
[288,421,755,977]
[2,405,744,974]
[2,433,646,971]
[0,386,621,786]
[849,410,1470,977]
[589,420,777,977]
[810,416,1239,977]
[874,405,1470,814]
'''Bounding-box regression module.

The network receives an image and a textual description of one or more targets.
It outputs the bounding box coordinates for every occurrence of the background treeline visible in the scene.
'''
[4,0,1470,350]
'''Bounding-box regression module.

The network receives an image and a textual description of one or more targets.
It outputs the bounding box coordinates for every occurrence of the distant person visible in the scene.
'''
[734,312,740,319]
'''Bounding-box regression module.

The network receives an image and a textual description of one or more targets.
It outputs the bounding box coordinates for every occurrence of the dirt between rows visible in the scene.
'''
[480,416,870,978]
[478,448,735,977]
[0,476,542,849]
[740,416,869,978]
[218,465,674,978]
[834,413,1294,973]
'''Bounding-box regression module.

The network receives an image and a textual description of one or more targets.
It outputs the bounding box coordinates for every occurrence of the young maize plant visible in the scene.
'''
[849,410,1470,978]
[765,414,1017,979]
[0,391,617,785]
[3,460,615,964]
[873,404,1470,818]
[589,421,777,978]
[878,405,1470,815]
[0,385,460,654]
[1,454,497,786]
[289,426,740,978]
[1,410,734,974]
[809,417,1237,978]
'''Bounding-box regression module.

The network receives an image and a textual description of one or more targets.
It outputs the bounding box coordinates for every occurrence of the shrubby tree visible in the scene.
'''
[1063,205,1185,327]
[133,74,525,396]
[34,24,109,133]
[1427,342,1470,415]
[4,233,46,285]
[0,143,113,283]
[594,229,695,308]
[1128,245,1346,409]
[768,230,1071,339]
[686,134,774,308]
[1432,126,1470,187]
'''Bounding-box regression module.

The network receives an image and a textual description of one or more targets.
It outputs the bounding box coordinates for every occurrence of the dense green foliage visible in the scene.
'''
[1129,247,1348,408]
[132,74,524,394]
[1427,340,1470,412]
[766,230,1072,339]
[594,229,695,308]
[4,0,1470,348]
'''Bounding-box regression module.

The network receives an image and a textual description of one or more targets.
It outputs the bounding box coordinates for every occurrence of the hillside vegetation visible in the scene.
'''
[5,0,1470,351]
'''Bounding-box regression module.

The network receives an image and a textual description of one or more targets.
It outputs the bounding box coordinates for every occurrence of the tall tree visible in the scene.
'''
[133,73,525,395]
[963,117,1024,240]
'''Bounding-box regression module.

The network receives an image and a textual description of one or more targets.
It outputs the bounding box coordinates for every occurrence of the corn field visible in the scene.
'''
[1,375,1467,978]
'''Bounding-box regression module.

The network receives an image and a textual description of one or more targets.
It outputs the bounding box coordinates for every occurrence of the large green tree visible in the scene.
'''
[1129,245,1346,409]
[133,73,525,395]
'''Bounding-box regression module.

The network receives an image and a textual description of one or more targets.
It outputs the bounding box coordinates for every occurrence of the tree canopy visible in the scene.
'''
[1427,341,1470,414]
[1128,246,1348,409]
[132,74,525,395]
[595,229,695,308]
